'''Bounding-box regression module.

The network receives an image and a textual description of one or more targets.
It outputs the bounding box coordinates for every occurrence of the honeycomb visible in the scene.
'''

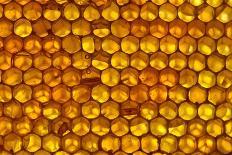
[0,0,231,155]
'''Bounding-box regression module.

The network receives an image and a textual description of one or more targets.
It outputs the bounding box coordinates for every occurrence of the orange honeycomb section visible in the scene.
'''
[0,0,232,155]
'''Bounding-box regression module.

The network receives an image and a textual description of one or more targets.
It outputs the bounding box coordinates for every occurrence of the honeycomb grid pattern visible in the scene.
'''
[0,0,232,154]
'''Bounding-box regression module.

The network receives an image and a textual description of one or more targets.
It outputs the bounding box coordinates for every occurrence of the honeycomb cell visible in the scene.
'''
[217,136,232,154]
[23,2,42,20]
[72,51,91,70]
[150,18,168,38]
[217,70,232,88]
[169,52,187,71]
[72,117,90,136]
[34,150,51,155]
[198,103,215,121]
[91,84,110,103]
[33,117,50,136]
[130,117,149,136]
[82,133,99,153]
[32,18,51,37]
[91,117,110,136]
[179,4,195,22]
[43,2,61,21]
[160,134,177,153]
[33,84,51,103]
[150,117,168,136]
[63,3,80,21]
[52,18,71,37]
[24,68,42,86]
[101,68,120,87]
[130,84,149,103]
[13,84,32,103]
[2,67,22,86]
[217,37,232,56]
[0,117,12,136]
[120,3,139,21]
[208,86,226,105]
[198,36,216,55]
[23,100,41,119]
[111,117,129,136]
[102,2,119,21]
[179,135,197,153]
[159,101,177,120]
[14,18,32,37]
[206,119,224,137]
[169,85,187,103]
[4,133,22,153]
[179,69,197,88]
[111,84,129,103]
[111,51,129,69]
[43,68,61,87]
[198,135,216,154]
[149,84,167,103]
[131,19,149,38]
[62,35,81,54]
[121,134,140,153]
[33,53,52,70]
[111,19,130,38]
[43,102,61,120]
[102,35,120,54]
[42,134,60,153]
[160,35,178,54]
[72,19,91,36]
[121,35,139,54]
[61,133,80,153]
[4,100,22,119]
[206,20,224,39]
[4,34,23,53]
[62,67,81,86]
[159,3,177,22]
[84,5,100,21]
[141,134,158,153]
[24,35,42,54]
[101,134,120,153]
[188,20,205,38]
[188,118,206,137]
[72,85,90,103]
[52,52,71,70]
[216,102,232,121]
[139,67,159,86]
[216,5,232,23]
[82,101,100,119]
[150,52,168,70]
[208,54,225,72]
[4,2,22,21]
[23,134,41,152]
[121,67,139,86]
[169,19,187,38]
[169,118,186,137]
[198,70,216,88]
[189,85,207,104]
[52,84,71,103]
[13,116,32,135]
[121,100,138,119]
[159,68,178,87]
[101,101,119,120]
[178,101,197,120]
[92,52,110,70]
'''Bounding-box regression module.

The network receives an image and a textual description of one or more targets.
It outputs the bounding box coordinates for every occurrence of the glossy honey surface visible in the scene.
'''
[0,0,231,155]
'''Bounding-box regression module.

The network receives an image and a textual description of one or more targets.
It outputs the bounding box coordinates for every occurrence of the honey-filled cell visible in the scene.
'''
[0,0,231,154]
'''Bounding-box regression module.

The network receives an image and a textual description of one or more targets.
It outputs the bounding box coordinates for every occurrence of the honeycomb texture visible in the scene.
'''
[0,0,232,154]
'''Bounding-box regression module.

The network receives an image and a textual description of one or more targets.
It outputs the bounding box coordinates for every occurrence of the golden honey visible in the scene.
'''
[0,0,231,155]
